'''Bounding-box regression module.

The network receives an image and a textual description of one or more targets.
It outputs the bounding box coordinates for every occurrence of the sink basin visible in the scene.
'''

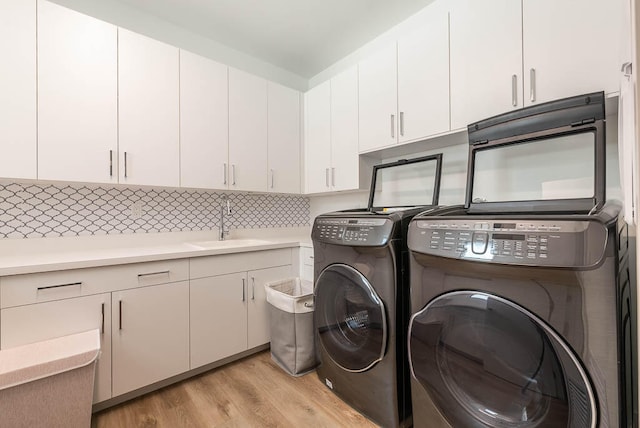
[185,239,271,250]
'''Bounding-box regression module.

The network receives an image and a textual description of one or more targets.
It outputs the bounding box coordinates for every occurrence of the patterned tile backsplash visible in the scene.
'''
[0,181,310,239]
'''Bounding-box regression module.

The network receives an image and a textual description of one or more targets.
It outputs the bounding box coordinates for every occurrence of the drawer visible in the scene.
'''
[300,246,314,266]
[1,259,189,308]
[190,249,292,279]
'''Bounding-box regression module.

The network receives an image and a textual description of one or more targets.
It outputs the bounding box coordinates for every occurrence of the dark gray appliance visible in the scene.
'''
[312,154,443,428]
[406,92,637,428]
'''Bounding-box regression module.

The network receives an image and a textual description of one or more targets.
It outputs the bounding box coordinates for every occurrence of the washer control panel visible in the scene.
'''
[409,219,607,267]
[313,217,393,246]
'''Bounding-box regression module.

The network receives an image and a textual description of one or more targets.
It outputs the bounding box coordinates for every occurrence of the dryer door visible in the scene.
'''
[408,290,596,428]
[314,263,387,372]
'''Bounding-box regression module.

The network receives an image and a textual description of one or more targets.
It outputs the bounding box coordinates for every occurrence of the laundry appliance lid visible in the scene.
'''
[367,153,443,212]
[465,91,606,215]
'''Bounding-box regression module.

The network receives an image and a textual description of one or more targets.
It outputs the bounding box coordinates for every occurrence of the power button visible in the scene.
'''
[472,232,489,254]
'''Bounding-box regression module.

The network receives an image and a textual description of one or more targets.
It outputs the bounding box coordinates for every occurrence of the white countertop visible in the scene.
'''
[0,227,312,277]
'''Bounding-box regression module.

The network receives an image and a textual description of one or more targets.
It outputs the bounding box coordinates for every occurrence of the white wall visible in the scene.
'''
[47,0,307,91]
[309,191,368,223]
[309,0,449,88]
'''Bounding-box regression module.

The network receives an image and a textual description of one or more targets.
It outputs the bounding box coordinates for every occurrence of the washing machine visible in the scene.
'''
[312,154,443,428]
[406,92,637,427]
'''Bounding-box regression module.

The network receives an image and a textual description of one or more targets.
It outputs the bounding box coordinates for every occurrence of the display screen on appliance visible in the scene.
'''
[492,233,526,241]
[493,223,516,229]
[472,132,595,203]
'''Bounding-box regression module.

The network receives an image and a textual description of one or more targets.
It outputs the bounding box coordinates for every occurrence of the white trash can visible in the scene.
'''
[265,278,317,376]
[0,329,100,428]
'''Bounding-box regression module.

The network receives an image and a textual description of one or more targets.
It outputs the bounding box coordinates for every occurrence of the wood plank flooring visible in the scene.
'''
[92,351,379,427]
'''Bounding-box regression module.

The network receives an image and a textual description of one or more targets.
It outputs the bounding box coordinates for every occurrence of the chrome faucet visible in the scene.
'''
[219,195,232,240]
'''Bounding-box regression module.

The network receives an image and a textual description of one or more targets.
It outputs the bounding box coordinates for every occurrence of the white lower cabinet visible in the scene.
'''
[0,293,112,403]
[189,249,293,369]
[0,248,293,405]
[190,272,248,368]
[247,265,292,348]
[111,281,189,396]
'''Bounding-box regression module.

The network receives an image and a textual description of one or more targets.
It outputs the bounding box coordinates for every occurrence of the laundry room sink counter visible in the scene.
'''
[0,227,312,276]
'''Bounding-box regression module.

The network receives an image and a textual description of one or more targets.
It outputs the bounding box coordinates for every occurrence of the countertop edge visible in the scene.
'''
[0,240,312,277]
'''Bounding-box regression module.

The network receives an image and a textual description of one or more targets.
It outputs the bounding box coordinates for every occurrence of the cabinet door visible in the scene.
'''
[304,81,332,194]
[330,66,360,191]
[1,293,112,403]
[180,50,229,189]
[37,1,117,184]
[112,281,189,396]
[523,0,623,105]
[268,82,301,194]
[358,43,398,152]
[450,0,523,129]
[190,272,248,369]
[229,68,268,192]
[119,29,179,187]
[397,4,450,142]
[0,0,36,179]
[247,265,292,349]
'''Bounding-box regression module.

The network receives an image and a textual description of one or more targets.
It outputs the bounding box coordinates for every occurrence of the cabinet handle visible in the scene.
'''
[251,277,256,300]
[223,163,227,185]
[109,150,113,177]
[119,300,123,330]
[137,270,170,279]
[37,282,82,291]
[530,68,536,103]
[511,75,518,107]
[331,167,335,187]
[124,152,128,178]
[242,278,246,301]
[101,303,105,334]
[325,168,330,187]
[270,169,274,189]
[399,112,404,137]
[232,164,236,186]
[390,114,395,138]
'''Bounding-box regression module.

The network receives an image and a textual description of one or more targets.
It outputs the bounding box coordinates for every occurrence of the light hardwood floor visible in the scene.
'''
[92,351,379,427]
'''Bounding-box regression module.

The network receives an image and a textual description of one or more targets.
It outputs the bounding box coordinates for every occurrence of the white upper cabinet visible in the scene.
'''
[522,0,623,106]
[118,29,180,187]
[180,50,229,189]
[229,68,268,192]
[268,82,301,194]
[330,66,360,192]
[304,81,332,194]
[449,0,523,129]
[397,5,450,143]
[304,66,364,194]
[358,43,398,152]
[0,0,36,179]
[37,1,117,184]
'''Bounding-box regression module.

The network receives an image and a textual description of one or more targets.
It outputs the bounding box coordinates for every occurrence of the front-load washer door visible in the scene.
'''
[408,291,596,428]
[315,263,387,372]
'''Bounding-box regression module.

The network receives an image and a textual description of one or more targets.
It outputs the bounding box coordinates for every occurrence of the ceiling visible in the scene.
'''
[115,0,436,78]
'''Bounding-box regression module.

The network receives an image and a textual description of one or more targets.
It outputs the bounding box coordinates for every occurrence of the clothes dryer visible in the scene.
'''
[406,92,636,427]
[312,154,443,428]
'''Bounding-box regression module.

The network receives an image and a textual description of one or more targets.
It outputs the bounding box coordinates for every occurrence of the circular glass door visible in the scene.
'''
[408,291,596,428]
[314,264,387,372]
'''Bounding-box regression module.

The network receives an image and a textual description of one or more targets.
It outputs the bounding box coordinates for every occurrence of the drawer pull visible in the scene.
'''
[137,270,170,279]
[37,282,82,291]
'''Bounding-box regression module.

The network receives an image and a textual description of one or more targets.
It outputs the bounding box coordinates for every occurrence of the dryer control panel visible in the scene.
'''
[312,217,393,246]
[408,219,607,267]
